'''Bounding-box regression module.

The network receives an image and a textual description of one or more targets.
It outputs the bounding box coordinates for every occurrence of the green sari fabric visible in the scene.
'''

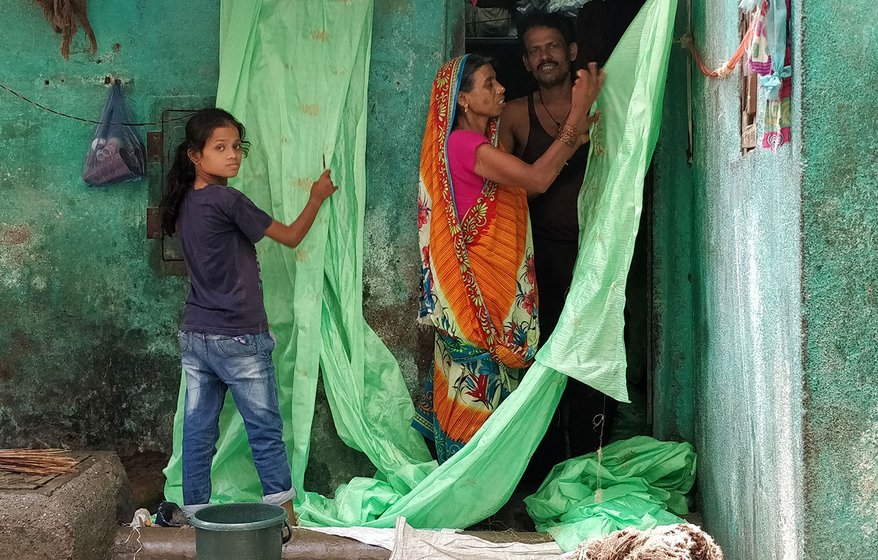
[164,0,688,550]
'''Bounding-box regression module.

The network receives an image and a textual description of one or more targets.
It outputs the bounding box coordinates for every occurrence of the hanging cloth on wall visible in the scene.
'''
[163,0,685,549]
[35,0,97,60]
[525,436,696,551]
[742,0,792,149]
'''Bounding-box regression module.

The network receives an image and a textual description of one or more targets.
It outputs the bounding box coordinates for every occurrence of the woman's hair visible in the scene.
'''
[158,108,250,236]
[458,54,495,94]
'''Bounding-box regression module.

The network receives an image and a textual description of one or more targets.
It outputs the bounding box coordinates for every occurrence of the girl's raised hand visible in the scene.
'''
[266,172,336,248]
[310,169,338,203]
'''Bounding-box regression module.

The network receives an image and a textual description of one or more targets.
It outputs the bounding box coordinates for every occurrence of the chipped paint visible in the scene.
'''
[0,0,217,456]
[0,0,455,495]
[855,413,878,539]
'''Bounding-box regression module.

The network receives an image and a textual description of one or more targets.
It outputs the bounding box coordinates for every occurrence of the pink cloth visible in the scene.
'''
[447,129,489,219]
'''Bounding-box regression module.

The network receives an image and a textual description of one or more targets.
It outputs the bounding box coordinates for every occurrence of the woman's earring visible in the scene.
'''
[463,103,469,114]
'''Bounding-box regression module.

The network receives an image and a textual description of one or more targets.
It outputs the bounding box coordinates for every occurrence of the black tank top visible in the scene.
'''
[521,93,589,242]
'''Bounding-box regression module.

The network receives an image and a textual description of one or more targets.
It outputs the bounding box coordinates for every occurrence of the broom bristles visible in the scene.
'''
[0,449,79,476]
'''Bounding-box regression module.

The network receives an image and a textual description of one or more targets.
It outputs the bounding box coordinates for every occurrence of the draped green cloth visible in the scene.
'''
[164,0,432,507]
[164,0,686,550]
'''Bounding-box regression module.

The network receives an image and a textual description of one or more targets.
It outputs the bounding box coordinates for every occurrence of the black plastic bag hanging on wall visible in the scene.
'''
[83,80,146,186]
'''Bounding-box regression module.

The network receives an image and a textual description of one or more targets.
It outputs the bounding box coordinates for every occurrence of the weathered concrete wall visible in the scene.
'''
[363,0,458,399]
[0,0,455,494]
[799,1,878,557]
[651,4,697,443]
[652,2,806,559]
[0,0,216,454]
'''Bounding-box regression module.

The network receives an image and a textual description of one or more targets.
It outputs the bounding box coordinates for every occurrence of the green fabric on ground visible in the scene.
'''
[525,436,697,551]
[298,365,566,527]
[163,0,683,546]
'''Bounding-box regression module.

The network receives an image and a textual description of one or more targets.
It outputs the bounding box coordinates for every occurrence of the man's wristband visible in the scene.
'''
[556,124,578,148]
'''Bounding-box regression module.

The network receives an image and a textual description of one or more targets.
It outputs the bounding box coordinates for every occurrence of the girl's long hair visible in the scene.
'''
[158,108,249,236]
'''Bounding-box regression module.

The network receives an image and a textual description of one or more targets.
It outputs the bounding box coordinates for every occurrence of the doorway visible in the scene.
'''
[462,0,653,530]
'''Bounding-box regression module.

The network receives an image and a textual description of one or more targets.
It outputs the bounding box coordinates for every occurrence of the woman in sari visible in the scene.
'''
[414,54,604,462]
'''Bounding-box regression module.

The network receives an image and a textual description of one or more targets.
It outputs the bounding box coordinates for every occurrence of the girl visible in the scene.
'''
[158,108,336,523]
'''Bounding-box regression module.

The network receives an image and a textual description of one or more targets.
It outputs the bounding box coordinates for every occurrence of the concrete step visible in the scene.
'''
[0,452,128,560]
[112,526,390,560]
[112,525,555,559]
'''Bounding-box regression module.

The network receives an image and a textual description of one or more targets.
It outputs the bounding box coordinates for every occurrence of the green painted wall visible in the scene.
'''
[799,1,878,557]
[651,4,697,443]
[652,1,805,558]
[0,0,455,494]
[0,0,216,454]
[6,0,875,551]
[654,0,878,558]
[363,0,459,398]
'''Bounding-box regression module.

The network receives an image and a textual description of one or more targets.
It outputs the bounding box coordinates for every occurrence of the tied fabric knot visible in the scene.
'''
[758,65,791,100]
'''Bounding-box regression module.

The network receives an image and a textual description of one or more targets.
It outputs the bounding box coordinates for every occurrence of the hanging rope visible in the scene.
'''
[680,21,755,79]
[0,81,184,126]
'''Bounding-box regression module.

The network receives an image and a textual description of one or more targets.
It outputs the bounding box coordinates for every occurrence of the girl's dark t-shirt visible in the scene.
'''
[177,184,273,335]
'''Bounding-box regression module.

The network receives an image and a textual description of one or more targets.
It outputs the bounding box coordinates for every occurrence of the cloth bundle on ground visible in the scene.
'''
[526,436,697,551]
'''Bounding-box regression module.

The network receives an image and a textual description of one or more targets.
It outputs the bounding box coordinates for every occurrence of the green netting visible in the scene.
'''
[163,0,684,549]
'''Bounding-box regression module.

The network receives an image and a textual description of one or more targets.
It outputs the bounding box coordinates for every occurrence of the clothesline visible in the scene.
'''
[679,23,754,79]
[0,80,185,126]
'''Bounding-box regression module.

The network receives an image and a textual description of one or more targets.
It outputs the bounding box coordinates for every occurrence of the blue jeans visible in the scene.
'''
[179,330,294,511]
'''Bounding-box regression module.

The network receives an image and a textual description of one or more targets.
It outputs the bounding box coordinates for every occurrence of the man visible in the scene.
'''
[499,10,616,483]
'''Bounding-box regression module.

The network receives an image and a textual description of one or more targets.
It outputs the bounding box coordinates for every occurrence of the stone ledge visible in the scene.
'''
[0,452,129,560]
[112,526,390,560]
[111,525,555,559]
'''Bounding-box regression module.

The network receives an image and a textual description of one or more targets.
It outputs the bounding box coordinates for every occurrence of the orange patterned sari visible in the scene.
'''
[413,56,539,462]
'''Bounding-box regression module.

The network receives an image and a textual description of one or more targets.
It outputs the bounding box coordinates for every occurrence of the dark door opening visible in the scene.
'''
[462,0,651,531]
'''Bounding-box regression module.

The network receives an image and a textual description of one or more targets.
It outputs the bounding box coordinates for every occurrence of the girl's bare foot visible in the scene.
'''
[281,500,298,526]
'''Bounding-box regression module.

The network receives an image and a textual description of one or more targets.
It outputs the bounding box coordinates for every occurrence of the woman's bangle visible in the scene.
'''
[556,124,578,148]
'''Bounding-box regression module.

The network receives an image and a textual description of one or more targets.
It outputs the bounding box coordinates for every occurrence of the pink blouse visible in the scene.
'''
[447,129,490,219]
